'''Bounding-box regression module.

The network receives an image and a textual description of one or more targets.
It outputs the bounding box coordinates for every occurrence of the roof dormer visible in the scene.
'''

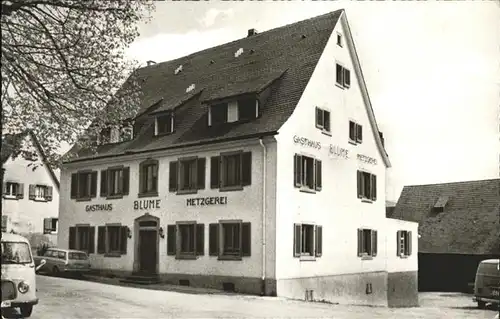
[208,96,259,127]
[154,112,174,136]
[98,121,134,145]
[432,196,449,215]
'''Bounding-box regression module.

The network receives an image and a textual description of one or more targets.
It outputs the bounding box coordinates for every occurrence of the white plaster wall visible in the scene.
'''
[58,138,277,280]
[384,219,419,273]
[275,14,390,280]
[2,136,60,237]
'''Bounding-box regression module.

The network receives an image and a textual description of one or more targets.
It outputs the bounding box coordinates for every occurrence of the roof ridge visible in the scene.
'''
[136,9,344,72]
[403,178,500,188]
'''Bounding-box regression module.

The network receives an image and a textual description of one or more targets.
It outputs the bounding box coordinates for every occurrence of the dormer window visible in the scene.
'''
[120,123,133,142]
[208,98,258,126]
[209,103,228,126]
[99,127,111,145]
[432,196,448,214]
[155,113,174,136]
[238,98,258,122]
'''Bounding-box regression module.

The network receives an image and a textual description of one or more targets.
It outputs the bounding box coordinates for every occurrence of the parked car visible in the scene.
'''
[33,248,91,277]
[1,232,46,318]
[473,259,500,309]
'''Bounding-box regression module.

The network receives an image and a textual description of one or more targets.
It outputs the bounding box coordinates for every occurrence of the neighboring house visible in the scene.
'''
[59,10,418,307]
[1,130,61,246]
[386,200,397,217]
[388,178,500,292]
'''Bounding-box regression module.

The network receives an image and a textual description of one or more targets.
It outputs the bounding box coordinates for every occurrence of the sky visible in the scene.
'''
[123,0,500,202]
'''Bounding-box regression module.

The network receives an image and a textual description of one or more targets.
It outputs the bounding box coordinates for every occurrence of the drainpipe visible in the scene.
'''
[259,137,267,296]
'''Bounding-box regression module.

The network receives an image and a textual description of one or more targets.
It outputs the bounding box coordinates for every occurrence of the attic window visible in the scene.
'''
[237,98,258,122]
[99,125,120,145]
[209,103,228,126]
[336,63,351,89]
[120,123,133,142]
[186,84,195,93]
[175,65,183,75]
[336,32,343,47]
[234,48,244,58]
[155,113,174,135]
[432,196,448,214]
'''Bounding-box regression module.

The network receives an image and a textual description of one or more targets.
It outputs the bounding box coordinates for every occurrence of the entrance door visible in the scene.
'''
[139,230,157,274]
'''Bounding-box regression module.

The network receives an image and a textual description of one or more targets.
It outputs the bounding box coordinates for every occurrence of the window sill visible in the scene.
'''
[175,254,198,260]
[398,255,409,259]
[220,185,244,192]
[335,83,347,90]
[3,195,18,200]
[299,187,316,194]
[75,197,92,202]
[321,130,332,136]
[33,198,48,202]
[155,131,174,137]
[299,255,316,262]
[176,189,198,195]
[104,253,122,258]
[348,140,357,146]
[218,255,243,261]
[360,255,374,260]
[138,192,159,198]
[106,194,124,200]
[361,198,374,204]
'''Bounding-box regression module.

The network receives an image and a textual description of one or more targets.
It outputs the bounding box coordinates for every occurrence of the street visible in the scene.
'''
[2,275,498,319]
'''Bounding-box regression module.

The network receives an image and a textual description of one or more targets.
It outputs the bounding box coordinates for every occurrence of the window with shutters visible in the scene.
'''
[397,230,412,258]
[293,154,322,192]
[68,225,95,254]
[101,166,129,198]
[96,224,128,257]
[210,151,251,191]
[29,184,52,202]
[43,218,58,234]
[155,112,174,136]
[70,170,97,201]
[357,170,377,202]
[1,215,7,232]
[335,63,351,89]
[357,228,377,258]
[315,107,331,133]
[208,221,251,260]
[293,223,322,260]
[348,120,362,144]
[169,222,205,259]
[138,159,158,197]
[3,182,23,200]
[169,157,206,194]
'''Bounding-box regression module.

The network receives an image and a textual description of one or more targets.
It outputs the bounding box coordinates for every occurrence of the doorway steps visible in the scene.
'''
[120,273,160,285]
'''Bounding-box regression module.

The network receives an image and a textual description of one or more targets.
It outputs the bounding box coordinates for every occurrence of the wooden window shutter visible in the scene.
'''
[122,167,130,195]
[371,174,377,201]
[97,226,106,254]
[100,170,108,197]
[344,68,351,87]
[120,226,128,254]
[242,152,252,186]
[138,162,144,194]
[45,186,53,201]
[357,228,363,257]
[356,124,363,143]
[167,224,176,255]
[88,227,95,254]
[209,223,219,256]
[28,184,35,200]
[372,230,378,257]
[2,183,7,195]
[196,223,205,256]
[90,171,98,197]
[407,231,412,256]
[293,224,301,257]
[397,231,402,256]
[242,222,251,256]
[43,218,51,234]
[315,159,322,191]
[210,156,221,189]
[69,226,76,249]
[16,183,24,199]
[315,225,323,257]
[197,158,206,190]
[324,111,331,132]
[169,161,178,192]
[336,64,343,85]
[357,171,362,198]
[315,107,323,128]
[70,173,78,198]
[294,154,302,188]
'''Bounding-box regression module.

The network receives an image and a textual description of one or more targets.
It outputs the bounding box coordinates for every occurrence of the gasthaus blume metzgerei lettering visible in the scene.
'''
[1,232,47,318]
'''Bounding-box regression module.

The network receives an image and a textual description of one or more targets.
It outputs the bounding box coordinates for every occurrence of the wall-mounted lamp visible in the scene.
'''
[126,226,132,239]
[159,227,165,239]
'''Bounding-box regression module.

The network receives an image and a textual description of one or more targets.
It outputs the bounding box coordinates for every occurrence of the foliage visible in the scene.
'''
[1,0,155,168]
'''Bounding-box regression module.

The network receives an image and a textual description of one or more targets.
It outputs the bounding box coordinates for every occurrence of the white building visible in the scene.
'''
[59,9,418,307]
[2,130,60,246]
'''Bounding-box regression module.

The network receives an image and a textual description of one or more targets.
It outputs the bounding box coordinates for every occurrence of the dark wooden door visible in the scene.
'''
[139,230,157,274]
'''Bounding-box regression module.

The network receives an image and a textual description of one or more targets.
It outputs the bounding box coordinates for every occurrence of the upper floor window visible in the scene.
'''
[336,32,343,47]
[208,220,251,260]
[155,113,174,136]
[71,171,98,200]
[43,218,58,234]
[293,223,322,260]
[3,182,23,199]
[397,230,412,257]
[169,157,206,194]
[357,170,376,202]
[336,63,351,89]
[210,152,252,191]
[138,159,158,197]
[100,166,130,198]
[349,120,362,144]
[357,228,377,258]
[29,184,53,202]
[293,154,322,192]
[315,107,331,133]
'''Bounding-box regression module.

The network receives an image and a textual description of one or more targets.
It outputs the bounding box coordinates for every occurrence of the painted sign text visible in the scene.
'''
[85,204,112,212]
[357,154,378,165]
[293,135,321,150]
[329,145,350,159]
[187,196,228,206]
[134,199,161,210]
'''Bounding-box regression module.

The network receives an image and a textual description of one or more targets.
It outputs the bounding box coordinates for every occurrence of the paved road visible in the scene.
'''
[2,275,498,318]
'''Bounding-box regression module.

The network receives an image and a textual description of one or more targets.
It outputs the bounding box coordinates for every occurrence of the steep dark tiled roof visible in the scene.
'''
[389,179,500,255]
[69,10,344,161]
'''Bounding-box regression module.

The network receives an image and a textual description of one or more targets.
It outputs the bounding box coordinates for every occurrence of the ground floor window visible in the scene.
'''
[357,171,377,201]
[357,228,377,258]
[166,222,204,258]
[97,225,128,256]
[69,225,95,254]
[397,230,412,257]
[293,223,322,259]
[208,221,251,260]
[43,218,58,234]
